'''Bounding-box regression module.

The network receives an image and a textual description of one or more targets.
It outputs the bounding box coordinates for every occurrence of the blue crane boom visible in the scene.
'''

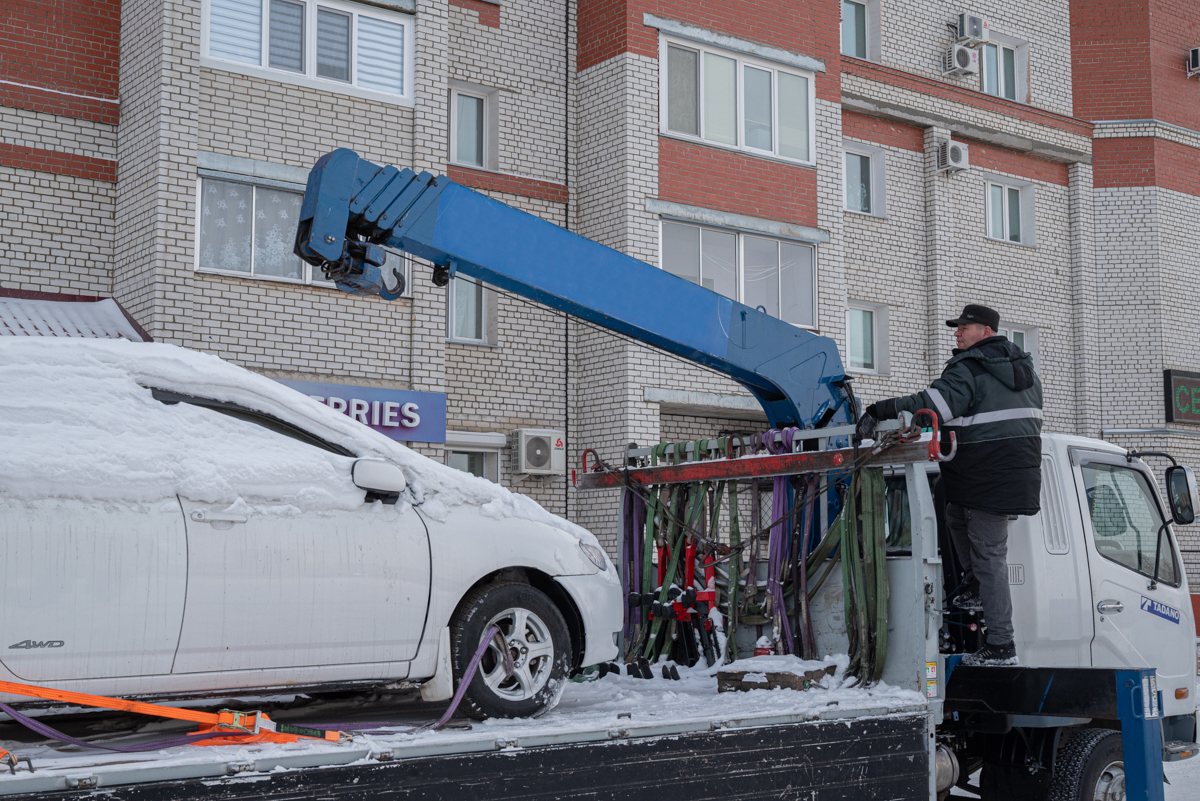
[294,148,852,430]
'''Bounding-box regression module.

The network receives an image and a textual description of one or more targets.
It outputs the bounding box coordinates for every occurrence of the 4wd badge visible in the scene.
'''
[1140,597,1180,624]
[8,640,64,649]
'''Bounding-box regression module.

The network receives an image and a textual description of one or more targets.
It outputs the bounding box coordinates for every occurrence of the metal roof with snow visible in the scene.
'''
[0,292,148,341]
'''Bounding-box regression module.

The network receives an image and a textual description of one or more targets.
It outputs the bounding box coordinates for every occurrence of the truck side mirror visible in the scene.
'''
[353,458,407,503]
[1165,465,1198,525]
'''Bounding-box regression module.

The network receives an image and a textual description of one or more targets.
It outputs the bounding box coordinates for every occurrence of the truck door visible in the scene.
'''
[1070,451,1194,710]
[0,498,187,681]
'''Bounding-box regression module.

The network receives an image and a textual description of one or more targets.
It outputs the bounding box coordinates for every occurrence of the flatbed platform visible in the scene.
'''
[0,661,930,799]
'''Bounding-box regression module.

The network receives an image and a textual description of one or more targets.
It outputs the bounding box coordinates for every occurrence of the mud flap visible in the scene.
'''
[420,627,454,702]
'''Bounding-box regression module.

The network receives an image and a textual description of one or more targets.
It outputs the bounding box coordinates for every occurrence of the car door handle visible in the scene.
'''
[189,510,248,524]
[1097,599,1124,614]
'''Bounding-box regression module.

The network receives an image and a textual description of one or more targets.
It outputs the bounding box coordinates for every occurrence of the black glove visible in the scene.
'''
[855,411,878,443]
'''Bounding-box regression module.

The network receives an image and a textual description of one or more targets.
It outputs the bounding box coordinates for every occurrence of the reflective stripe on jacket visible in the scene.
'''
[876,336,1043,516]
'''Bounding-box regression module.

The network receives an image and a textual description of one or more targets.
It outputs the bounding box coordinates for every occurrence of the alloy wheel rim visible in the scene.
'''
[480,607,555,701]
[1093,759,1125,801]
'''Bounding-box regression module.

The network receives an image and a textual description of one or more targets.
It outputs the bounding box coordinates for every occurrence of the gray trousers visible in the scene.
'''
[946,503,1013,645]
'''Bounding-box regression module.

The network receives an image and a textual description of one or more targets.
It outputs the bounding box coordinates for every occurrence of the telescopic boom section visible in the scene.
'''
[294,148,851,430]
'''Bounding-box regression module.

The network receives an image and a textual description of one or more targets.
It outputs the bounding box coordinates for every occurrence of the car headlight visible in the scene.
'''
[579,542,608,571]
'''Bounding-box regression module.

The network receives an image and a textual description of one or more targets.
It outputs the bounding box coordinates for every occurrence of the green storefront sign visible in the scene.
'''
[1165,370,1200,423]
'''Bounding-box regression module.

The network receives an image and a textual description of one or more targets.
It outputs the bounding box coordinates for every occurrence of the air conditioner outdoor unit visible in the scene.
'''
[1189,47,1200,78]
[956,13,990,45]
[942,43,980,76]
[513,428,566,475]
[936,140,970,173]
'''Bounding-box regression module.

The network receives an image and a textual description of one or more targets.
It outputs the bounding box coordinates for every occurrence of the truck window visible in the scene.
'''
[1081,462,1179,586]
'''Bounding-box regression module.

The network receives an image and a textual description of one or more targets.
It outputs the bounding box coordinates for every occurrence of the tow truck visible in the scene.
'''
[5,150,1196,800]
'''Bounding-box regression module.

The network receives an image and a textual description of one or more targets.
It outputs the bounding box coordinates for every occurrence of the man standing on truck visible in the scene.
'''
[855,304,1042,666]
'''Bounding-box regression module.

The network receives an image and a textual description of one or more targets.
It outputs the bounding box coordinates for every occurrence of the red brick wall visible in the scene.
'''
[579,0,841,100]
[1070,1,1154,122]
[1147,0,1200,133]
[0,143,117,182]
[1094,137,1200,197]
[447,165,569,203]
[449,0,500,28]
[842,59,1093,138]
[657,138,817,227]
[841,111,923,152]
[0,0,121,123]
[971,143,1070,186]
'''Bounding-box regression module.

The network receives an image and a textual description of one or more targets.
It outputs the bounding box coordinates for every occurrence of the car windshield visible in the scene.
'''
[1081,462,1178,585]
[151,389,354,457]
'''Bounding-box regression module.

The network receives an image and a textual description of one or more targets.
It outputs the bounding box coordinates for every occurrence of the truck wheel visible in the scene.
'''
[1047,728,1124,801]
[450,581,571,720]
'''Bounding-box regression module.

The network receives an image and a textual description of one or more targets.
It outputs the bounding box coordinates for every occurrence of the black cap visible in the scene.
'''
[945,304,1000,330]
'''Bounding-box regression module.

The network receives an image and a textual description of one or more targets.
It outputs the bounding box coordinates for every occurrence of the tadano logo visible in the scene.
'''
[8,640,64,649]
[1140,596,1180,624]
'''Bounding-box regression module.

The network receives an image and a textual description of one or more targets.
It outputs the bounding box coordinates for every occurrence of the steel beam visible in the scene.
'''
[575,441,931,490]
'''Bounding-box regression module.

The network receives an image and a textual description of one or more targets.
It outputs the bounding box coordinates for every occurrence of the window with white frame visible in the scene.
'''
[998,324,1039,366]
[449,85,498,170]
[985,180,1034,245]
[449,275,486,343]
[204,0,413,101]
[842,141,887,217]
[842,2,866,59]
[448,450,499,482]
[660,221,816,327]
[661,38,814,164]
[196,176,410,288]
[847,301,889,374]
[978,34,1030,103]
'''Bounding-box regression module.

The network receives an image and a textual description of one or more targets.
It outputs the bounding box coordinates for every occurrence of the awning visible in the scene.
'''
[0,290,149,341]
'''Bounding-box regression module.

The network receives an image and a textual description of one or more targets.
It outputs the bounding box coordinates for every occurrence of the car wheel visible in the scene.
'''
[450,581,571,720]
[1047,728,1125,801]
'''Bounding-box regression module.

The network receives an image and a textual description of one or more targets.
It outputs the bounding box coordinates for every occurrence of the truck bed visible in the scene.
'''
[0,662,930,799]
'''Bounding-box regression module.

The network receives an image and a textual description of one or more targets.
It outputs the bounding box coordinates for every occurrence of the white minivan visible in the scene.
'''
[0,338,621,719]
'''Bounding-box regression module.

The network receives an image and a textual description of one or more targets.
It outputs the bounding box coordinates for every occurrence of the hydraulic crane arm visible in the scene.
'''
[294,148,852,430]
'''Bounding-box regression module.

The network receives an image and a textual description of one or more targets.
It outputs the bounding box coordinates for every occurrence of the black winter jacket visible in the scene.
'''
[872,336,1042,515]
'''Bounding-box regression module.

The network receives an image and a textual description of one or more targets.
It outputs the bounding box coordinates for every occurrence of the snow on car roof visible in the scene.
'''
[0,338,599,546]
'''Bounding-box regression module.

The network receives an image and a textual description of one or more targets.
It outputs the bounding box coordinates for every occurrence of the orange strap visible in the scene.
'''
[0,679,345,744]
[0,680,220,724]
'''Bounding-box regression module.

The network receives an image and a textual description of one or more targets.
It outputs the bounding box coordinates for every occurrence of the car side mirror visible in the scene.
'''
[352,459,406,504]
[1165,465,1198,525]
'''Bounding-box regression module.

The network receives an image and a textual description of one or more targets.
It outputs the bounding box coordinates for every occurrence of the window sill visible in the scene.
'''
[200,55,414,108]
[847,367,890,377]
[658,132,816,170]
[446,338,499,348]
[843,207,887,220]
[983,235,1037,250]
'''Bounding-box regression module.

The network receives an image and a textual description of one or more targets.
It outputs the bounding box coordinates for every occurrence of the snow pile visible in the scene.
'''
[0,339,600,546]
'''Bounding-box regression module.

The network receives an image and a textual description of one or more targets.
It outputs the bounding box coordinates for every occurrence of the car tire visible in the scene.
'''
[450,581,572,720]
[1047,728,1125,801]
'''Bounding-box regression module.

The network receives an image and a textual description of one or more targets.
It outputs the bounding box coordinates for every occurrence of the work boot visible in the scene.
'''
[951,587,984,613]
[962,641,1018,667]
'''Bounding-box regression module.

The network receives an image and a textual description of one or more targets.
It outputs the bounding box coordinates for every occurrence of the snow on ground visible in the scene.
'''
[0,338,601,547]
[0,656,925,791]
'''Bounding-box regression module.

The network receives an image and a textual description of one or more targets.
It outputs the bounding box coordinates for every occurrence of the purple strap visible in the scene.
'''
[0,703,254,753]
[298,624,504,735]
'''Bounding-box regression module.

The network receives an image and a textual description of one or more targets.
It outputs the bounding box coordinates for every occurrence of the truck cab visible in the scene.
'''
[1009,435,1196,717]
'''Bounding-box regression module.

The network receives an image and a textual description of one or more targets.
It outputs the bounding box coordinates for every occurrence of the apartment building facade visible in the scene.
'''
[2,0,1199,582]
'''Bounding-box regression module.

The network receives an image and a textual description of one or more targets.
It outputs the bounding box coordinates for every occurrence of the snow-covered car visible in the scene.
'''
[0,338,620,719]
